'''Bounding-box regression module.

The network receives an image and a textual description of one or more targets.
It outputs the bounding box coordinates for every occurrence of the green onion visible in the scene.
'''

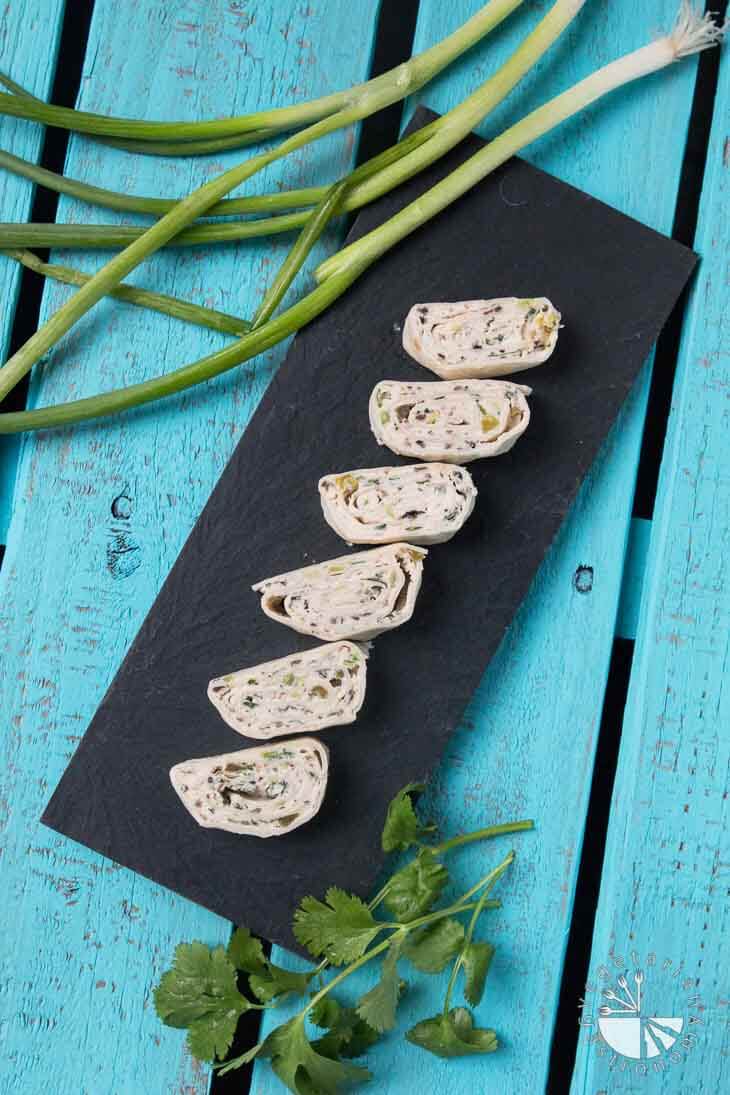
[0,124,439,251]
[0,111,437,222]
[0,71,281,157]
[251,180,348,330]
[1,249,251,336]
[0,87,438,401]
[317,2,726,284]
[0,147,324,217]
[0,1,523,148]
[0,0,581,253]
[0,3,723,434]
[0,0,525,404]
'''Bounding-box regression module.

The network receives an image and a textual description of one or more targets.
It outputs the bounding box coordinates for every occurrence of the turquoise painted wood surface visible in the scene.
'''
[253,3,700,1093]
[571,39,730,1094]
[616,517,653,642]
[0,0,66,541]
[0,2,382,1092]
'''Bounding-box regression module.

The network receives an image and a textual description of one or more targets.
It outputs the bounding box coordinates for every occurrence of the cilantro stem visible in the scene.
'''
[298,897,501,1024]
[431,819,534,856]
[306,938,393,1016]
[442,851,515,1014]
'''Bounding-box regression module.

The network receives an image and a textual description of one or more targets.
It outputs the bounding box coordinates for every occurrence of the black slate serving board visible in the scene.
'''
[43,109,696,950]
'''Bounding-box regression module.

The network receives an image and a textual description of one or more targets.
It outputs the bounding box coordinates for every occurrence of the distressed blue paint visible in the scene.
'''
[616,517,652,641]
[0,2,381,1092]
[0,0,66,543]
[254,4,702,1093]
[571,39,730,1095]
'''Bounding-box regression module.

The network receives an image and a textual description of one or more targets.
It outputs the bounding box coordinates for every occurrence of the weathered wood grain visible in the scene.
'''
[252,1,703,1091]
[571,39,730,1094]
[0,2,381,1091]
[0,0,65,542]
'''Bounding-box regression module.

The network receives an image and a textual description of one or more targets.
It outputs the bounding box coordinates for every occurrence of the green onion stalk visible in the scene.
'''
[0,0,524,151]
[0,0,585,251]
[0,0,534,404]
[0,3,724,434]
[1,249,252,336]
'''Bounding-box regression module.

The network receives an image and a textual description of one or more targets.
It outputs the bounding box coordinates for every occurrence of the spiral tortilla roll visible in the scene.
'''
[319,464,477,546]
[403,297,560,379]
[208,641,367,739]
[370,379,531,463]
[170,738,329,838]
[252,543,426,641]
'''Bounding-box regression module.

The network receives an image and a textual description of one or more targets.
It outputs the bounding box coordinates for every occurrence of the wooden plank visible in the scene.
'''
[571,41,730,1094]
[0,2,382,1091]
[0,0,66,542]
[615,517,652,641]
[250,1,703,1091]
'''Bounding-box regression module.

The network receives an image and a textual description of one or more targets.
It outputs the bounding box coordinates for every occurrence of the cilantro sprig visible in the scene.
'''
[153,784,534,1092]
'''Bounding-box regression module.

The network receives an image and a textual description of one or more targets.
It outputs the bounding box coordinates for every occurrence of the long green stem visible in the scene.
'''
[0,269,357,431]
[0,83,416,401]
[0,72,282,156]
[0,217,316,250]
[0,3,515,404]
[0,6,723,433]
[97,129,282,157]
[0,147,325,216]
[251,180,348,330]
[328,0,587,220]
[432,819,534,856]
[0,1,523,146]
[0,125,440,252]
[0,116,435,220]
[0,0,582,251]
[442,851,515,1013]
[317,8,726,283]
[2,249,251,336]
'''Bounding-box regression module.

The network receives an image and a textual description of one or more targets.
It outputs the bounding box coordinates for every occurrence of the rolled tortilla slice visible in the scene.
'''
[170,737,328,838]
[208,641,367,739]
[252,543,426,641]
[319,464,477,546]
[403,297,560,379]
[370,379,531,464]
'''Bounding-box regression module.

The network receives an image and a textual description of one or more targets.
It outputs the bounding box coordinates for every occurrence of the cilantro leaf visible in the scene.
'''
[329,1017,380,1061]
[154,942,249,1031]
[355,943,403,1033]
[187,1009,241,1064]
[250,961,312,1003]
[383,850,448,922]
[293,887,381,965]
[461,941,495,1006]
[402,917,464,973]
[310,998,380,1060]
[310,996,343,1029]
[227,927,267,974]
[263,1017,371,1095]
[406,1007,498,1058]
[381,782,424,852]
[227,926,311,1001]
